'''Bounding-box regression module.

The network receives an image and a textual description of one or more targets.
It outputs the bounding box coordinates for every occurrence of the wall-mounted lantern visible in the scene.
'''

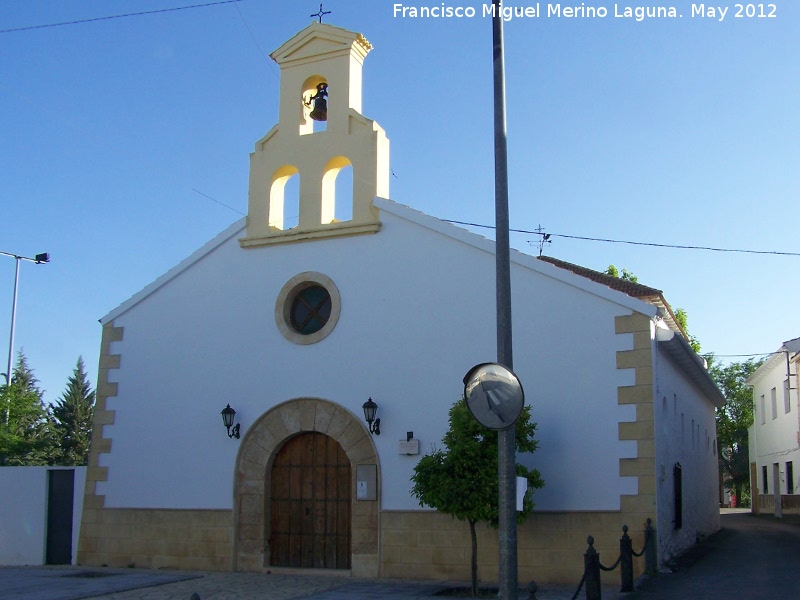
[362,397,380,436]
[221,404,240,439]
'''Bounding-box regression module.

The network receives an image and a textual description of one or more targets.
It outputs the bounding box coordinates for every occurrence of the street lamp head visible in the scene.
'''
[34,253,50,264]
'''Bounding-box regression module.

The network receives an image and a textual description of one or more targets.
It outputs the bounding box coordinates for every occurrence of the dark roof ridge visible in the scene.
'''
[536,255,663,298]
[536,255,692,342]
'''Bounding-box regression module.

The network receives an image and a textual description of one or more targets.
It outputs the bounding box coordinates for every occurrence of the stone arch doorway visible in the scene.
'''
[233,398,380,576]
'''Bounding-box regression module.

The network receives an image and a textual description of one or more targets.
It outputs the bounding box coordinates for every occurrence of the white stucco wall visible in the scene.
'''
[748,352,800,496]
[0,467,86,565]
[653,343,720,561]
[509,258,638,510]
[97,204,644,512]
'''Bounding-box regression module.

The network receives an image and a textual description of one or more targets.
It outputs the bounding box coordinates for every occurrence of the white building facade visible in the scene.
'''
[748,337,800,518]
[77,22,723,585]
[0,467,86,565]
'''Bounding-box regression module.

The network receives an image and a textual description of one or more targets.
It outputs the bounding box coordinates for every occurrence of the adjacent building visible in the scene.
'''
[748,337,800,518]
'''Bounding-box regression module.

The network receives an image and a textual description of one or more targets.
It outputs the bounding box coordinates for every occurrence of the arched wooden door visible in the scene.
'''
[269,432,351,569]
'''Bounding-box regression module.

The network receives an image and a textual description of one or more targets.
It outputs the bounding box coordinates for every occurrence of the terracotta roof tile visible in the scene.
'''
[536,255,663,299]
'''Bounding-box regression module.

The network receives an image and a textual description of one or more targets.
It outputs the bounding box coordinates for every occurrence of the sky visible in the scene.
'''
[1,0,798,406]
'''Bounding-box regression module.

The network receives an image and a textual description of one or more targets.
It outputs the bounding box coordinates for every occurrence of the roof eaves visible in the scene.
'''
[656,327,726,407]
[536,255,663,298]
[746,343,794,386]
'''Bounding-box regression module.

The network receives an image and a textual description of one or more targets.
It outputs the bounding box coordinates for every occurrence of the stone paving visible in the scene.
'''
[0,566,202,600]
[0,566,626,600]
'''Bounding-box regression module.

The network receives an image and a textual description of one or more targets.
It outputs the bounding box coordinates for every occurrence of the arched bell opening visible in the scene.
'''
[334,164,354,222]
[269,165,300,230]
[321,156,353,224]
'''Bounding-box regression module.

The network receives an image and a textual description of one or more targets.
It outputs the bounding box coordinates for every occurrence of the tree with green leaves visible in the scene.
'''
[710,358,762,506]
[0,352,56,465]
[52,356,95,466]
[604,264,639,283]
[673,308,702,354]
[410,398,544,597]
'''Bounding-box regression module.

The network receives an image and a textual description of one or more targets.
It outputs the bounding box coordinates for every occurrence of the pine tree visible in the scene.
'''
[0,352,56,465]
[52,356,95,466]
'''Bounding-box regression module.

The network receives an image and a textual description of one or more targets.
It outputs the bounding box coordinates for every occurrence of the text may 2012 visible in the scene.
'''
[392,3,779,22]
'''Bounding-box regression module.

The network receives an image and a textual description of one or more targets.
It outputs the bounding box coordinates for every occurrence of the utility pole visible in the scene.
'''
[491,1,518,598]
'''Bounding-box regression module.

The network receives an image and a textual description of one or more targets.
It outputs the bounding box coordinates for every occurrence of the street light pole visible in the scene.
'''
[6,256,21,397]
[491,2,518,598]
[1,251,50,438]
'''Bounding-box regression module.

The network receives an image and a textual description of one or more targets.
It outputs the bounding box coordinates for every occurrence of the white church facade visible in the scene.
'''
[77,22,723,584]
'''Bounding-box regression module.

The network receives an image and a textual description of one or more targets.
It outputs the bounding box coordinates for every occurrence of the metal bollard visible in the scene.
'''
[619,525,633,592]
[584,536,602,600]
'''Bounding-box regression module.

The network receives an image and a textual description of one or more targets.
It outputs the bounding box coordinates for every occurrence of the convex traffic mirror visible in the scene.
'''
[463,363,524,430]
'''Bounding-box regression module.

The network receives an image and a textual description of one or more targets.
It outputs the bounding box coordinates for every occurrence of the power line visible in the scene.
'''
[0,1,240,34]
[191,188,245,216]
[549,232,800,257]
[442,219,800,257]
[442,219,795,360]
[232,1,278,77]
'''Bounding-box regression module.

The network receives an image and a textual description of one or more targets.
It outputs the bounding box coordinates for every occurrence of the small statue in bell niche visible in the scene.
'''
[305,82,328,122]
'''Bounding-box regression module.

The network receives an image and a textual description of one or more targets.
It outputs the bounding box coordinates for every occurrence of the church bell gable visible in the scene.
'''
[240,23,389,247]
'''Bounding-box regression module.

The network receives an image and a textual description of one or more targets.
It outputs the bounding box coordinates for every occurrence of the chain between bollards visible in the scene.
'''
[570,561,590,600]
[576,518,656,600]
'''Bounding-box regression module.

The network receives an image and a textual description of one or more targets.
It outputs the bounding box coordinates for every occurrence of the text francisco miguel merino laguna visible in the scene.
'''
[395,3,711,21]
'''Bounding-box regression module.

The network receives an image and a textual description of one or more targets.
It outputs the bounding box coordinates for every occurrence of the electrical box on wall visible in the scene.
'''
[356,464,377,501]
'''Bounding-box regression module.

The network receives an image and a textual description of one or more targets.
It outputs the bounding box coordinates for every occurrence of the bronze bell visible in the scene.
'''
[307,82,328,122]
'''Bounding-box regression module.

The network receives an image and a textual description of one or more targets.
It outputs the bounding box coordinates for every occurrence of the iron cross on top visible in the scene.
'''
[311,4,331,23]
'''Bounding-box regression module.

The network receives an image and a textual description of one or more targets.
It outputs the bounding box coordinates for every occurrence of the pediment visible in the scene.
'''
[270,22,371,65]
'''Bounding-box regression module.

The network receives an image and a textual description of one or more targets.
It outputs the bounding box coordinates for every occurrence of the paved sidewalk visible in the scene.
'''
[0,566,202,600]
[0,566,626,600]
